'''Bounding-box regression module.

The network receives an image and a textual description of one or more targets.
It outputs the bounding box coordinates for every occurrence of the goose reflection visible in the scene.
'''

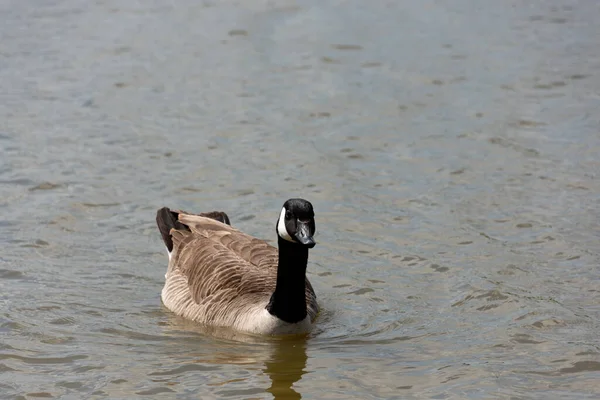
[159,314,309,399]
[264,336,308,400]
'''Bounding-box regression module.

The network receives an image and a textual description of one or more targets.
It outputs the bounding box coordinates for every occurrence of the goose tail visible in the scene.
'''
[156,207,232,254]
[156,207,190,254]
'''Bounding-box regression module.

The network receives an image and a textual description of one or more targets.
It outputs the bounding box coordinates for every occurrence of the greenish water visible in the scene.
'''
[1,0,600,398]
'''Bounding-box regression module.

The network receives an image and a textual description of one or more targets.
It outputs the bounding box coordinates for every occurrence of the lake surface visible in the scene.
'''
[2,0,600,398]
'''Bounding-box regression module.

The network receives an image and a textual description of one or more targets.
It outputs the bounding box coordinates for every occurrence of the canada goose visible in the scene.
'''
[156,198,319,335]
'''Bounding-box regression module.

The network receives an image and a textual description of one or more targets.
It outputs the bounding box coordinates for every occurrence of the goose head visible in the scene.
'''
[276,198,316,248]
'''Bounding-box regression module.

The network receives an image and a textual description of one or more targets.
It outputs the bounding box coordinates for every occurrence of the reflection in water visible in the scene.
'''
[264,337,308,400]
[161,313,309,399]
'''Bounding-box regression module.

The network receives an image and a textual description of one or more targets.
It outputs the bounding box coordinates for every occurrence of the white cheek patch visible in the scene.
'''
[277,207,296,242]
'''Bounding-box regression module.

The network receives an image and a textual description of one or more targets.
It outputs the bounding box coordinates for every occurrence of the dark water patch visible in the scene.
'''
[310,111,331,118]
[566,183,589,190]
[452,289,512,309]
[0,220,16,228]
[113,46,131,54]
[511,333,544,344]
[450,76,467,83]
[1,321,26,331]
[533,81,566,89]
[73,365,104,373]
[349,288,374,295]
[83,310,103,317]
[136,387,175,395]
[29,182,63,191]
[0,178,35,186]
[497,265,526,276]
[0,354,87,364]
[40,336,76,345]
[550,18,568,24]
[0,269,25,279]
[529,235,555,244]
[430,264,449,272]
[56,381,83,389]
[521,370,557,376]
[321,56,340,64]
[569,74,588,80]
[236,189,254,196]
[178,186,202,192]
[399,255,427,262]
[49,317,76,326]
[149,363,218,376]
[228,29,248,36]
[516,223,533,228]
[576,351,598,356]
[21,239,50,248]
[347,153,364,159]
[25,393,53,398]
[517,120,546,127]
[531,318,564,329]
[331,44,362,50]
[78,202,120,208]
[0,363,16,372]
[361,62,381,68]
[488,137,540,157]
[559,361,600,374]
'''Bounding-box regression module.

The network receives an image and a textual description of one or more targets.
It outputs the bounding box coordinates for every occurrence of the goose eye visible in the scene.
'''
[285,211,292,219]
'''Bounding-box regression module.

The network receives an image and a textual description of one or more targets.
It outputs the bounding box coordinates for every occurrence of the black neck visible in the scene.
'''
[267,237,309,323]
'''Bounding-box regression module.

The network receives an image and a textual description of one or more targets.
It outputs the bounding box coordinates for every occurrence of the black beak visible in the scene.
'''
[294,220,316,248]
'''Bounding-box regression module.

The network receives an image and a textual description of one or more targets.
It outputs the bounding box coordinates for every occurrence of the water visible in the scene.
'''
[2,0,600,398]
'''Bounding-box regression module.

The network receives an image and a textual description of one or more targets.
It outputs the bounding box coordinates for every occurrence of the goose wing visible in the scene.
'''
[177,213,279,271]
[168,215,277,307]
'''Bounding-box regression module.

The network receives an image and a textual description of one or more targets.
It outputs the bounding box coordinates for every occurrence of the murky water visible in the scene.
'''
[2,0,600,398]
